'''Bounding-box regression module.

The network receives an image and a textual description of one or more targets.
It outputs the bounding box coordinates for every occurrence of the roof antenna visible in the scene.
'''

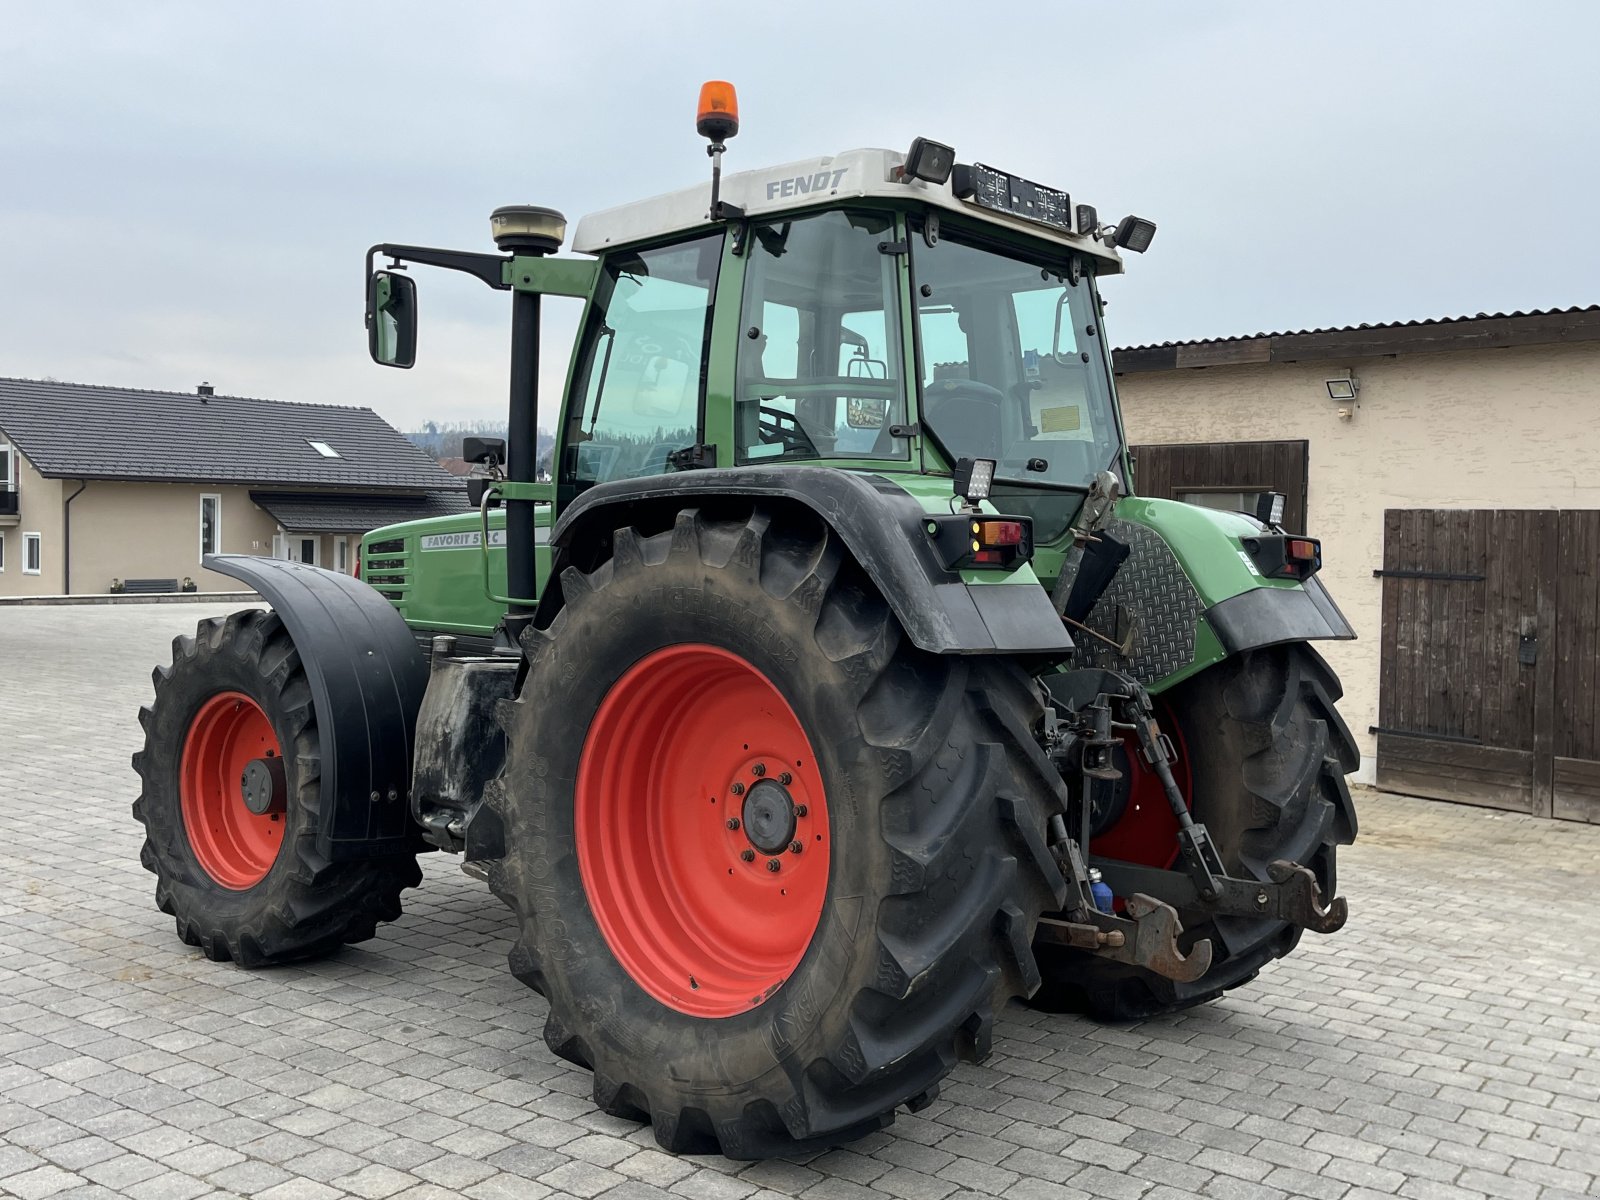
[697,81,744,223]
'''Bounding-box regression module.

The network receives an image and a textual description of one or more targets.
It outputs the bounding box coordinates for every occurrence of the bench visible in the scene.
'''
[119,578,180,594]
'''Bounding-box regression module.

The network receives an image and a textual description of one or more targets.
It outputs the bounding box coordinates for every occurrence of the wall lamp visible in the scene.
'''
[1325,372,1359,401]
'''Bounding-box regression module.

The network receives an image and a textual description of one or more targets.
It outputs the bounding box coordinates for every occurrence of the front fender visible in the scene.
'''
[203,554,429,860]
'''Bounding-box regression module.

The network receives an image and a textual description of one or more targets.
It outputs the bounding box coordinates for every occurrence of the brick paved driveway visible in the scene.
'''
[3,603,1598,1200]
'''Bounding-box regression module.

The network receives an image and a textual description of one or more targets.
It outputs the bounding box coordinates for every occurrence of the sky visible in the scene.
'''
[3,1,1598,432]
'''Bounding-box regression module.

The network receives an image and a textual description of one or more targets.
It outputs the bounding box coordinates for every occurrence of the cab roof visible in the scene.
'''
[571,146,1126,273]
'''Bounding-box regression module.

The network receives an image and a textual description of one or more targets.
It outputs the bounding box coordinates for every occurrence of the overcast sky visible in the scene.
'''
[3,1,1597,431]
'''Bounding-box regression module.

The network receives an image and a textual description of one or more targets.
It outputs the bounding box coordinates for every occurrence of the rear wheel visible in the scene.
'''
[1032,643,1359,1020]
[132,609,421,965]
[474,506,1067,1158]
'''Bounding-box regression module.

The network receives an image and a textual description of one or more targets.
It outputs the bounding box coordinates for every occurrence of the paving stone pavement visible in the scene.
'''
[3,602,1599,1200]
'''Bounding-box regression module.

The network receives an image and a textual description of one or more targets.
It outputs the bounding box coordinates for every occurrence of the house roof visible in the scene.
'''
[1114,304,1600,373]
[0,377,463,491]
[250,490,470,533]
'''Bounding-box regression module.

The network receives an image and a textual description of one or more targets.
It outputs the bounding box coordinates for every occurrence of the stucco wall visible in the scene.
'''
[68,482,281,593]
[1115,339,1600,779]
[0,444,65,596]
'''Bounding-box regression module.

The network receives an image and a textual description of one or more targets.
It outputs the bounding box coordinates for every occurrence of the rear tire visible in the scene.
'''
[474,506,1067,1158]
[132,610,421,966]
[1032,643,1359,1020]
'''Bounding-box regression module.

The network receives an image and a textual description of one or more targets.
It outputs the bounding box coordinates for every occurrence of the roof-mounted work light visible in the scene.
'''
[1112,215,1157,253]
[902,137,955,185]
[1075,204,1098,237]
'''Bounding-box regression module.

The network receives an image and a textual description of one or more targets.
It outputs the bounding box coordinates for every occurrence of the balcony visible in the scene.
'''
[0,490,17,519]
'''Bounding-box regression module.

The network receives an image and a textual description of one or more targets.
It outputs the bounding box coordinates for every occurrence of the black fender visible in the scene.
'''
[539,467,1073,657]
[203,554,429,860]
[1203,576,1357,655]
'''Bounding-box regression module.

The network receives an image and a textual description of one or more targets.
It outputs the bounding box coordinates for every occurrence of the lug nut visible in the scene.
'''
[730,782,745,796]
[1256,890,1269,907]
[789,841,803,854]
[751,763,766,777]
[726,817,740,831]
[778,772,792,785]
[741,849,755,862]
[793,804,808,818]
[766,858,781,872]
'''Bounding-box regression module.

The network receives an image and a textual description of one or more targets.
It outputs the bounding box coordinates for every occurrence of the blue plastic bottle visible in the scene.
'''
[1089,868,1114,914]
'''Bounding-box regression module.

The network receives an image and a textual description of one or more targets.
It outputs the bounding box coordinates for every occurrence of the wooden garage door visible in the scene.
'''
[1130,439,1309,533]
[1375,508,1600,821]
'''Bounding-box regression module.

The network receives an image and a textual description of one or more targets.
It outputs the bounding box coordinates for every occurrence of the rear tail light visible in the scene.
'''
[1243,534,1322,581]
[925,513,1035,571]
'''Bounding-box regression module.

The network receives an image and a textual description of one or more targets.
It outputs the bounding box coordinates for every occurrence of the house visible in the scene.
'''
[0,377,467,597]
[1113,305,1600,823]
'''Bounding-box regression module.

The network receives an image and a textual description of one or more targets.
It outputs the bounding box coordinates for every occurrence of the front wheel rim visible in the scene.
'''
[576,644,831,1018]
[180,691,286,889]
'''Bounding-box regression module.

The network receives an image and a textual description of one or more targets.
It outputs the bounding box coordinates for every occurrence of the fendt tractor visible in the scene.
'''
[134,84,1360,1158]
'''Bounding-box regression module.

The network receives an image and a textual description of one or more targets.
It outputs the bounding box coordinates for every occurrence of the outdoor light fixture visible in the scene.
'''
[1325,374,1359,401]
[952,457,996,505]
[1075,203,1098,237]
[490,206,567,254]
[1112,215,1157,253]
[902,137,956,185]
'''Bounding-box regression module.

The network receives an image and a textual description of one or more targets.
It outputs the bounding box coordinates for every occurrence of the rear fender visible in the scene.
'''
[203,554,429,860]
[539,467,1074,657]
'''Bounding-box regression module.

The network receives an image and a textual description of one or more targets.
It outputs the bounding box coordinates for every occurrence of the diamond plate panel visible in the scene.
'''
[1076,517,1202,683]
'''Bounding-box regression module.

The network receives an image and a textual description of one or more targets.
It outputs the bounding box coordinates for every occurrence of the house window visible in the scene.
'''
[306,439,342,458]
[199,494,221,561]
[333,536,349,573]
[299,537,319,566]
[24,532,41,575]
[0,531,6,571]
[0,442,12,488]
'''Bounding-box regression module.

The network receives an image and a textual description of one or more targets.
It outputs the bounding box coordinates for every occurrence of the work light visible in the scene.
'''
[952,457,996,504]
[1113,215,1157,253]
[1075,204,1098,237]
[903,137,956,185]
[1255,492,1287,528]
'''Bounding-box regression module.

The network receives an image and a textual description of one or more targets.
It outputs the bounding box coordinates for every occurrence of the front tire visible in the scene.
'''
[132,610,421,965]
[475,506,1067,1158]
[1033,643,1359,1020]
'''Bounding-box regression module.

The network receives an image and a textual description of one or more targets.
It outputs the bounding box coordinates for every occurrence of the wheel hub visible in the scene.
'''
[240,756,287,816]
[741,779,796,854]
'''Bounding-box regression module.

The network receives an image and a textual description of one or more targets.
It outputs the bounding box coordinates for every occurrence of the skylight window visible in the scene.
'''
[307,439,342,458]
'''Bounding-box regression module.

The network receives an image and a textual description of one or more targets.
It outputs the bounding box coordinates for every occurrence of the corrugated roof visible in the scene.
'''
[0,377,463,491]
[250,490,470,533]
[1115,304,1600,354]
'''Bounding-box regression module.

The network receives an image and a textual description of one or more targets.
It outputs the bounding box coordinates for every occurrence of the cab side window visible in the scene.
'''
[563,233,722,488]
[735,210,907,462]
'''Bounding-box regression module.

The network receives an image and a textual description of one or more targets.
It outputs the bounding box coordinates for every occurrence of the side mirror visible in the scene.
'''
[367,270,417,368]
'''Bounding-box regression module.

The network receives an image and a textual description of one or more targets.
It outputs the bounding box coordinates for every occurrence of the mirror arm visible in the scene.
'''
[365,244,511,293]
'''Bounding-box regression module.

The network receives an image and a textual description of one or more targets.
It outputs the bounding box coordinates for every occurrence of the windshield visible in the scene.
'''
[913,230,1122,490]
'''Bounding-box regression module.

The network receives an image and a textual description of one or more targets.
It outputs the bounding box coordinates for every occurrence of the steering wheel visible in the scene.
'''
[923,378,1007,460]
[757,405,820,457]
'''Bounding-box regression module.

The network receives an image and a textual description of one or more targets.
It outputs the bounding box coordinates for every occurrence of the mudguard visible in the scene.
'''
[203,554,429,860]
[542,467,1074,657]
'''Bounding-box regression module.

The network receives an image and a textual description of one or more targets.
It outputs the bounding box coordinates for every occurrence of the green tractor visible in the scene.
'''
[133,84,1358,1158]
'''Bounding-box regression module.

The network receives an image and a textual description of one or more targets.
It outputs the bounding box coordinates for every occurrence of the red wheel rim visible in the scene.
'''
[576,644,831,1018]
[180,691,286,889]
[1089,702,1191,869]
